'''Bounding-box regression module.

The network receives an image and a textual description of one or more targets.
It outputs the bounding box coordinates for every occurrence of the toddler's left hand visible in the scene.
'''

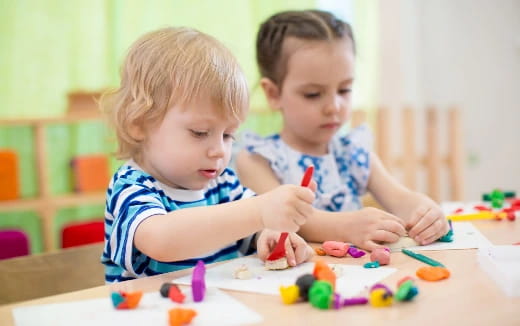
[406,204,449,245]
[256,229,314,266]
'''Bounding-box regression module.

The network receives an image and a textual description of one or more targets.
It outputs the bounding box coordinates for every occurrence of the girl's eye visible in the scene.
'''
[339,88,352,95]
[190,130,208,138]
[304,92,321,99]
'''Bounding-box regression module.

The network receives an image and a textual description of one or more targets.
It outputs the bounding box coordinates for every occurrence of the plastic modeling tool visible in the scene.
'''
[265,166,315,270]
[265,232,289,270]
[300,165,314,187]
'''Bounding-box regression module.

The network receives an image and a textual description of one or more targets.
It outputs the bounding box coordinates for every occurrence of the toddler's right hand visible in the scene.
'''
[258,184,315,232]
[349,207,407,251]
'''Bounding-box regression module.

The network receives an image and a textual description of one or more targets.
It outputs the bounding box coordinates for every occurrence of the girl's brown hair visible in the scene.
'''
[101,27,249,160]
[256,10,355,87]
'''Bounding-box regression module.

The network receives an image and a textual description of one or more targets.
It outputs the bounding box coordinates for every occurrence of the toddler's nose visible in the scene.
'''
[208,139,226,158]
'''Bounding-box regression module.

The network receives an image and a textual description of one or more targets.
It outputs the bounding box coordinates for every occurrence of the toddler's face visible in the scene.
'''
[138,97,239,190]
[277,39,355,154]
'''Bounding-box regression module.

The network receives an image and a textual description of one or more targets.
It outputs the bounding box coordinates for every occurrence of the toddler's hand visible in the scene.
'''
[406,204,449,245]
[348,207,407,251]
[259,184,315,232]
[256,230,314,266]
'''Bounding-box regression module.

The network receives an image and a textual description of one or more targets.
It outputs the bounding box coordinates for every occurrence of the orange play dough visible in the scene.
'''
[315,247,326,256]
[416,266,450,281]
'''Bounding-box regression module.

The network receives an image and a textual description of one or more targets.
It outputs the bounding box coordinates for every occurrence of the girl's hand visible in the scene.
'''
[256,230,314,266]
[258,184,315,232]
[406,204,449,245]
[348,207,407,251]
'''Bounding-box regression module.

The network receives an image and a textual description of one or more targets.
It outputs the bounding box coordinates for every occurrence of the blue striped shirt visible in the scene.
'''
[101,161,256,282]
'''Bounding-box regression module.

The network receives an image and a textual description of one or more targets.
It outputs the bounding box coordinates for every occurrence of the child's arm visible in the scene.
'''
[236,150,406,251]
[367,152,449,245]
[299,208,406,251]
[134,184,314,262]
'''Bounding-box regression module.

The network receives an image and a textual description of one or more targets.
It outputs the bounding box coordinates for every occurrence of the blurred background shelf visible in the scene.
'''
[0,92,107,253]
[0,192,106,212]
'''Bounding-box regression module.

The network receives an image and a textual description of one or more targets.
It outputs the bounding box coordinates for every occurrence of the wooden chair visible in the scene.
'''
[0,243,105,305]
[352,107,464,204]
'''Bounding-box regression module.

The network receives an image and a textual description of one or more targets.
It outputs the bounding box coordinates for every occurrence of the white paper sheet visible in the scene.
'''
[478,245,520,297]
[173,256,396,297]
[13,287,262,326]
[403,222,492,251]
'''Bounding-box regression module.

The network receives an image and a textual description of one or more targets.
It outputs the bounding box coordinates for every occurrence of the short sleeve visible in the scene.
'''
[105,175,167,276]
[241,131,289,182]
[333,125,373,196]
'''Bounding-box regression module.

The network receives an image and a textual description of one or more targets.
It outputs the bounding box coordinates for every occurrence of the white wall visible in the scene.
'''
[379,0,520,200]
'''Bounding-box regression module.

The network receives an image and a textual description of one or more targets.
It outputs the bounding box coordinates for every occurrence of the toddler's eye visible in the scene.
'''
[190,130,208,138]
[339,88,352,95]
[223,133,236,141]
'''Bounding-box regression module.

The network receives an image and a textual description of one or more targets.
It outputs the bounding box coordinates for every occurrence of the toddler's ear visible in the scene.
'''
[128,120,146,142]
[260,77,281,110]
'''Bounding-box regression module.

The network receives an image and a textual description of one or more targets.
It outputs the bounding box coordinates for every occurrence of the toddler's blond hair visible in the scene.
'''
[102,27,249,160]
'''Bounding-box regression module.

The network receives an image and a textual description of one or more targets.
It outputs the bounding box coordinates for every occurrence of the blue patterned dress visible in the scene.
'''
[243,125,372,211]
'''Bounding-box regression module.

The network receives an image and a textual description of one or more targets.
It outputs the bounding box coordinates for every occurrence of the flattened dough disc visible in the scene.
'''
[386,236,419,251]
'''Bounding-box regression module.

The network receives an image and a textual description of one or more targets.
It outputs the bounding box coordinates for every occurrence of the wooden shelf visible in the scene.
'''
[0,192,105,212]
[0,112,102,126]
[0,93,106,252]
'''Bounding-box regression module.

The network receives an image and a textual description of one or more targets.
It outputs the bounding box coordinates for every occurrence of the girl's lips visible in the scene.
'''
[320,123,340,129]
[199,169,218,179]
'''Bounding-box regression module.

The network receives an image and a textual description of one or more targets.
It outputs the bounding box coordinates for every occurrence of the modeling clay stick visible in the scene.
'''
[191,260,206,302]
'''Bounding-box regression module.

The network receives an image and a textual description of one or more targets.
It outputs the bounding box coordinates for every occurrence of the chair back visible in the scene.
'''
[351,107,464,202]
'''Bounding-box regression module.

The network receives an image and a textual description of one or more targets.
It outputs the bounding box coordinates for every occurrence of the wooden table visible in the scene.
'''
[1,221,519,325]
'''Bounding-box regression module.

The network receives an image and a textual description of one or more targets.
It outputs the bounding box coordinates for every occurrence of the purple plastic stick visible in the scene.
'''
[191,260,206,302]
[343,297,369,306]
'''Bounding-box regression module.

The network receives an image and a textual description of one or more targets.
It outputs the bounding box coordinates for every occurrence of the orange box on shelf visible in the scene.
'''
[71,154,110,192]
[0,150,19,200]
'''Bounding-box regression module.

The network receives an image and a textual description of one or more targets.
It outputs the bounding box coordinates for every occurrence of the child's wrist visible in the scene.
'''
[250,195,265,230]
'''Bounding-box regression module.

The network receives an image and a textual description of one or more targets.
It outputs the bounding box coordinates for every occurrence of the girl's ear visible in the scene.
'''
[260,77,281,110]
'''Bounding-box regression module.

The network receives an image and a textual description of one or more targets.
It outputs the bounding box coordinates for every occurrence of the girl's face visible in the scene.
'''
[137,97,239,190]
[264,39,355,155]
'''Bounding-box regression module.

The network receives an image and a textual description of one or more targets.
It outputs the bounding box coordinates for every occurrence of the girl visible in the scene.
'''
[236,10,449,252]
[101,27,315,282]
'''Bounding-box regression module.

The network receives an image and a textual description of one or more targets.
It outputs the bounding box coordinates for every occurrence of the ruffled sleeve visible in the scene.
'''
[240,131,289,182]
[332,124,373,197]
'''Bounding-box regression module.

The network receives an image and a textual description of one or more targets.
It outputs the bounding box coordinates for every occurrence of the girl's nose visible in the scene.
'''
[323,95,342,114]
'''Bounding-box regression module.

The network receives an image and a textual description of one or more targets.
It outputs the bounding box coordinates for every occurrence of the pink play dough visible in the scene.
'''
[322,241,350,257]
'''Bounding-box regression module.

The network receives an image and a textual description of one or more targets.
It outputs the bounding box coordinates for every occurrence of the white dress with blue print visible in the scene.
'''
[242,125,372,211]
